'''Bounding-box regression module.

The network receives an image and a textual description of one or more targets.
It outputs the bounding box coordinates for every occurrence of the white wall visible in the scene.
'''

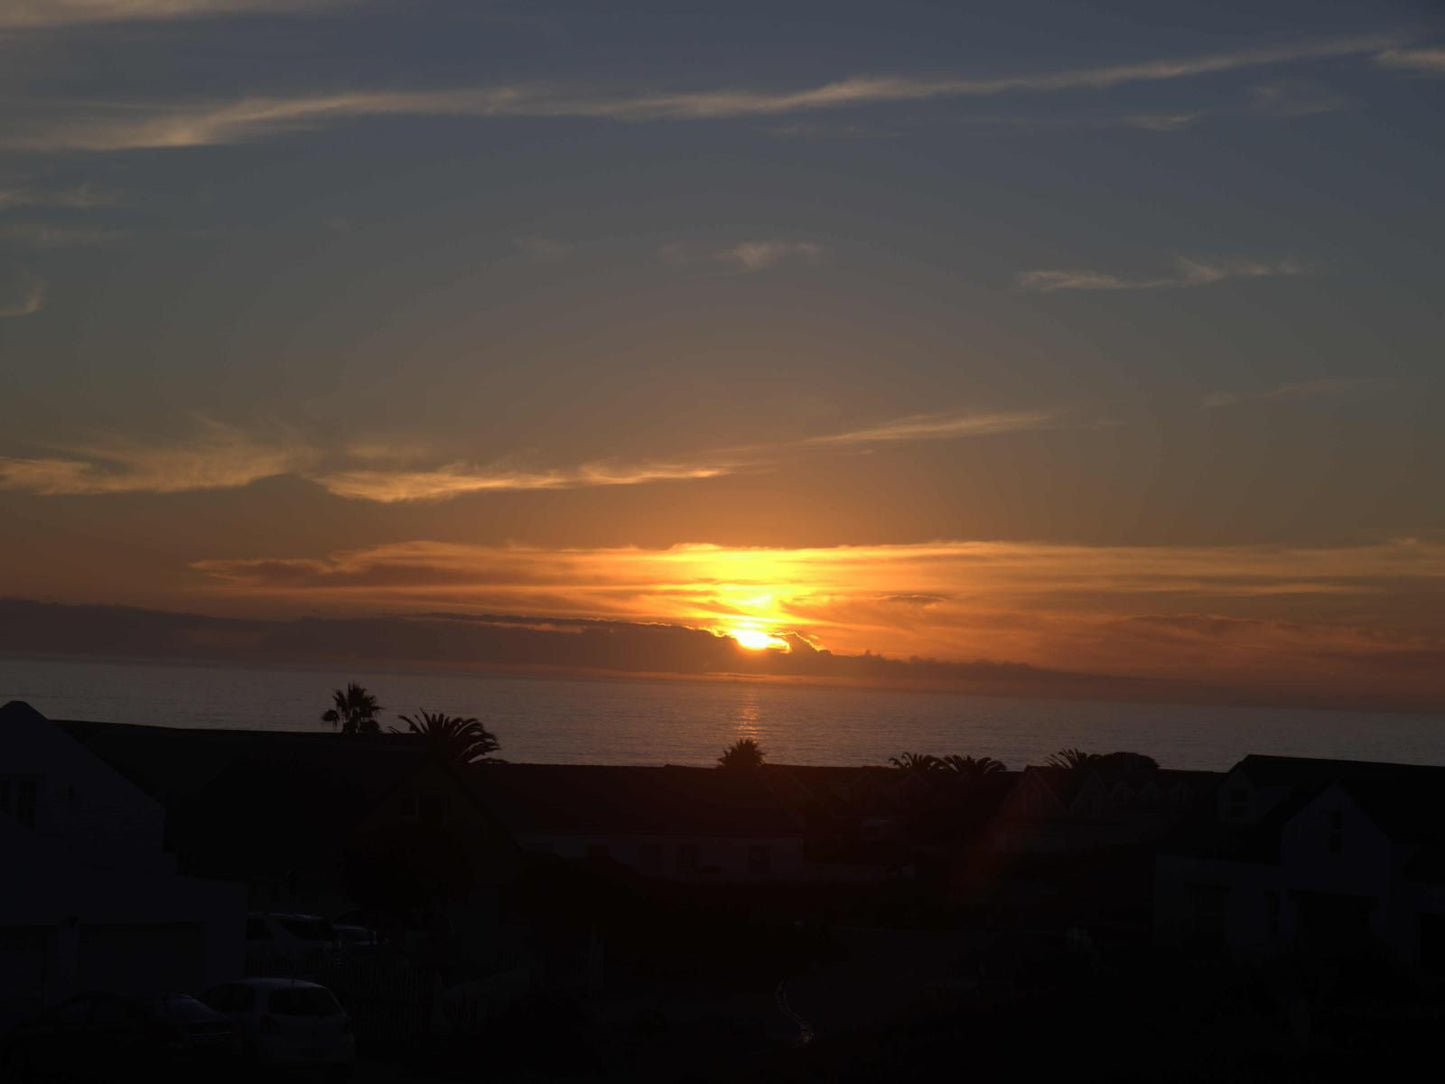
[0,705,245,1018]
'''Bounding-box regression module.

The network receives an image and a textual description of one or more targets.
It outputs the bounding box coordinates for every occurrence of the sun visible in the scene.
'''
[730,627,788,651]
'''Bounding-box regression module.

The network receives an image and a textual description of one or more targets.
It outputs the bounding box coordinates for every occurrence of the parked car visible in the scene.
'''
[199,978,355,1077]
[1,991,238,1082]
[245,913,342,977]
[247,912,341,952]
[334,924,379,949]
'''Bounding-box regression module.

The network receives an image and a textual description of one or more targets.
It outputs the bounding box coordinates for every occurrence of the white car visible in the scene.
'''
[199,978,355,1076]
[245,913,342,977]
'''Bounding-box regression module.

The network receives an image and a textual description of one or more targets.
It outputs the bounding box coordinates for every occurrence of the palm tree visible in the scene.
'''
[941,754,1007,777]
[1046,747,1098,769]
[394,710,500,765]
[718,738,765,770]
[322,683,382,736]
[888,752,942,773]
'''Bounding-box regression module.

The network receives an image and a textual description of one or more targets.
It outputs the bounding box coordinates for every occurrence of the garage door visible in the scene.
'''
[0,927,49,1025]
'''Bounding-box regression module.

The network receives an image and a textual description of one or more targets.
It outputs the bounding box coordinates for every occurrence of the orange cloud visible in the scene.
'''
[190,537,1445,704]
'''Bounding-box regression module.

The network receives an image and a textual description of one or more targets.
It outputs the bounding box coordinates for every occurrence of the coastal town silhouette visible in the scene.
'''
[3,0,1442,1079]
[8,689,1445,1081]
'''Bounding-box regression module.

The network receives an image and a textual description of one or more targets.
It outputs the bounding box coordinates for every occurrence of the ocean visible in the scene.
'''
[3,654,1442,771]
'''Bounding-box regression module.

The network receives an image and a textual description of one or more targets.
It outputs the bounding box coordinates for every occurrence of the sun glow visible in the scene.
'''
[730,626,788,651]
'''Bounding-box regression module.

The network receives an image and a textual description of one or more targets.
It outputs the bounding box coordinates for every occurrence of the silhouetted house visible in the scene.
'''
[57,723,520,945]
[0,702,244,1023]
[1156,755,1445,970]
[989,765,1216,854]
[472,765,812,882]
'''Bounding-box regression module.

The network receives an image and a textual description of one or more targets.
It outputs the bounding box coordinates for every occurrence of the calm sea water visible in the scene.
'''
[2,655,1442,771]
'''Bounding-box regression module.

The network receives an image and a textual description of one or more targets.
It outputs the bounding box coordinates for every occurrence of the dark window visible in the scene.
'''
[676,843,700,873]
[1266,891,1281,937]
[200,986,232,1012]
[747,845,772,875]
[1421,913,1445,973]
[152,996,216,1023]
[1327,810,1344,854]
[52,998,92,1026]
[1,777,39,829]
[268,987,342,1017]
[1224,786,1251,823]
[246,917,272,940]
[1188,883,1229,943]
[420,792,451,825]
[90,996,140,1028]
[278,918,336,942]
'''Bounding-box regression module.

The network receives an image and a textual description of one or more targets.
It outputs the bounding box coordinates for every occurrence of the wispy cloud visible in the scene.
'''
[0,222,129,247]
[0,421,314,495]
[1375,47,1445,74]
[0,0,343,29]
[3,34,1405,152]
[513,235,572,263]
[716,241,824,272]
[314,406,1056,501]
[805,409,1058,446]
[0,182,119,208]
[314,460,739,503]
[1202,378,1396,409]
[1017,256,1312,293]
[0,268,45,317]
[1247,80,1349,118]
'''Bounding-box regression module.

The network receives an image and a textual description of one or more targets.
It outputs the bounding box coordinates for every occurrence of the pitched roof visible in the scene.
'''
[1164,755,1445,863]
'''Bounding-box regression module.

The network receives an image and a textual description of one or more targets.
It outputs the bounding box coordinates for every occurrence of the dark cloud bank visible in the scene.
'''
[3,598,1436,714]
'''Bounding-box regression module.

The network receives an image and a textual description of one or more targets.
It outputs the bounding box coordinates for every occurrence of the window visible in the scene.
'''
[676,843,700,873]
[246,917,272,941]
[278,917,337,942]
[268,987,342,1017]
[90,996,140,1028]
[0,777,39,829]
[747,845,772,875]
[1327,810,1344,854]
[51,998,92,1026]
[420,792,451,826]
[1187,882,1230,942]
[1266,891,1281,938]
[399,794,420,822]
[1223,786,1252,824]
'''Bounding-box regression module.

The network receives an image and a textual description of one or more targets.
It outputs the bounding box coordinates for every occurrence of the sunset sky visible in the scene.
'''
[1,1,1442,710]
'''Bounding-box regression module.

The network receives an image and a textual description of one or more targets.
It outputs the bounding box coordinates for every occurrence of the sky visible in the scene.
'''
[1,0,1442,711]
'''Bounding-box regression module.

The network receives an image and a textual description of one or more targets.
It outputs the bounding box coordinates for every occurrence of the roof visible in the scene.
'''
[57,719,423,805]
[1234,754,1445,789]
[1002,765,1218,820]
[468,763,807,839]
[1164,755,1445,864]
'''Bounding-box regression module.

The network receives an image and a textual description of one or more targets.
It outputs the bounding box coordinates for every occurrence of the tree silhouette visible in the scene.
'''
[322,682,382,736]
[1046,747,1099,770]
[888,752,942,773]
[1094,751,1159,774]
[1046,748,1159,772]
[394,710,500,765]
[718,738,765,770]
[941,754,1008,777]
